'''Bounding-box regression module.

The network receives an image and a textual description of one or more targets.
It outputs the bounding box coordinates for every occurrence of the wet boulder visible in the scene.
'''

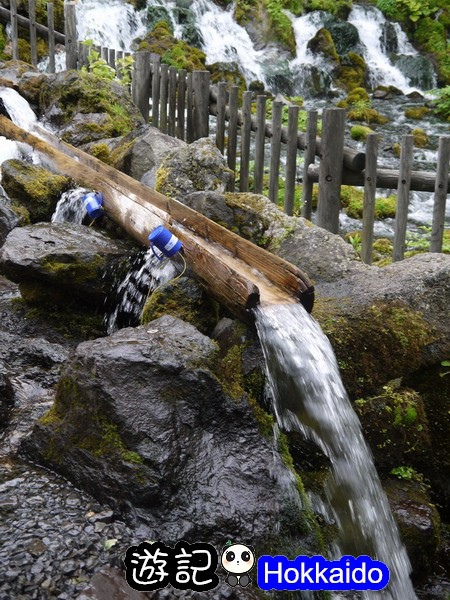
[0,223,131,310]
[155,139,233,199]
[21,316,322,555]
[1,160,71,224]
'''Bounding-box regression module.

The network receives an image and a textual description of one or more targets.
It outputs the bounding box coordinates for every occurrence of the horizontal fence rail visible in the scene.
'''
[2,1,449,264]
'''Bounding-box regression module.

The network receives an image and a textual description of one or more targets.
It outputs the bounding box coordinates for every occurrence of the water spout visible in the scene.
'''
[254,303,416,599]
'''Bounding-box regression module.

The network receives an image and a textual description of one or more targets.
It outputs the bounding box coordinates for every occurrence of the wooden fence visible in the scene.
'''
[1,1,449,264]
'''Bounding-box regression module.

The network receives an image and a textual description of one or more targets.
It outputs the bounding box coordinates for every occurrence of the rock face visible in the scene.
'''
[0,223,131,309]
[0,360,14,430]
[0,184,19,246]
[155,139,233,199]
[21,316,321,555]
[37,71,145,145]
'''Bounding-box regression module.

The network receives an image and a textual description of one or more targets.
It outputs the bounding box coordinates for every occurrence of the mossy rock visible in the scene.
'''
[140,276,220,335]
[348,106,389,125]
[336,52,367,92]
[354,386,430,474]
[146,6,173,33]
[138,21,206,71]
[340,186,396,219]
[307,28,339,65]
[350,124,375,141]
[404,106,430,120]
[39,71,144,141]
[412,128,429,148]
[314,300,432,398]
[207,61,247,97]
[303,0,352,19]
[1,160,71,223]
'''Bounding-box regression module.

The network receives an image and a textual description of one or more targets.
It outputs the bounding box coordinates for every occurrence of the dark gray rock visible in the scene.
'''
[22,316,320,554]
[0,360,14,430]
[109,124,186,182]
[0,223,131,309]
[323,16,361,55]
[0,185,19,247]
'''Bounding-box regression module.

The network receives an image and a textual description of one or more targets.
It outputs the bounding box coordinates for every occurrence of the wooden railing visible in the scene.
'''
[1,1,449,264]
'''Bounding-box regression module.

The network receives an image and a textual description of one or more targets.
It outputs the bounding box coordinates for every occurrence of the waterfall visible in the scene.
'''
[76,0,147,50]
[347,5,425,93]
[106,249,178,334]
[190,0,268,84]
[254,303,416,599]
[51,188,90,224]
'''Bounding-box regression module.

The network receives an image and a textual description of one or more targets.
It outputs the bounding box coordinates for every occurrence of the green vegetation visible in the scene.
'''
[431,86,450,121]
[338,88,389,125]
[350,124,375,141]
[138,21,206,71]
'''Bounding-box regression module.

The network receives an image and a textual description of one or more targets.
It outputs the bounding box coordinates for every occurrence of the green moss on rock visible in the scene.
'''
[350,124,375,141]
[404,106,430,120]
[140,276,219,335]
[314,300,432,398]
[1,160,70,223]
[336,52,367,92]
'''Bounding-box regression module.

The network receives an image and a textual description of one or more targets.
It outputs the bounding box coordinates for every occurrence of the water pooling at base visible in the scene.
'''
[254,303,416,599]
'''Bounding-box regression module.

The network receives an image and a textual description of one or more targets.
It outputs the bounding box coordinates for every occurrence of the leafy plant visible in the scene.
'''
[431,86,450,121]
[390,465,418,480]
[440,360,450,378]
[81,40,116,81]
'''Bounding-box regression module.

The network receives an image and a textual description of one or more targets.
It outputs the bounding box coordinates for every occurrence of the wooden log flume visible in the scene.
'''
[0,116,314,320]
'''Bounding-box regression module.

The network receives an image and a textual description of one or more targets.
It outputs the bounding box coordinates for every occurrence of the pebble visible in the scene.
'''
[0,460,138,599]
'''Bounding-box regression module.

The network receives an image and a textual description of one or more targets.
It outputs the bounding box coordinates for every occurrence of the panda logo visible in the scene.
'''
[221,543,255,587]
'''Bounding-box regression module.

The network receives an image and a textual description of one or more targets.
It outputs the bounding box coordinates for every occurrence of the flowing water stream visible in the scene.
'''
[254,303,416,599]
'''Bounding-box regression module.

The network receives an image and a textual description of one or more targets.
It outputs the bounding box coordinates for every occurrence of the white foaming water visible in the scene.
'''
[52,188,90,224]
[190,0,267,84]
[0,87,37,130]
[106,249,177,334]
[76,0,147,50]
[348,5,419,93]
[255,303,416,600]
[0,88,39,173]
[290,11,328,68]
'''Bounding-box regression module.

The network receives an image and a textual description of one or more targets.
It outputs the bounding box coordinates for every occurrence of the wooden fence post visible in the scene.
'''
[78,41,89,69]
[361,133,379,264]
[239,90,252,192]
[47,2,55,73]
[284,104,299,216]
[64,1,77,70]
[29,0,37,66]
[393,135,414,261]
[168,67,177,137]
[317,108,346,233]
[268,100,282,204]
[302,110,318,220]
[151,54,161,128]
[132,51,151,123]
[116,50,124,77]
[215,81,227,155]
[226,85,239,192]
[108,48,116,70]
[192,71,210,140]
[160,63,169,134]
[10,0,19,60]
[186,72,194,143]
[430,136,450,253]
[176,69,187,141]
[253,95,266,195]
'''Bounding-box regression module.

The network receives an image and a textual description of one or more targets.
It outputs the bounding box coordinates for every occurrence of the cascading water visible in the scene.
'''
[254,303,416,599]
[51,188,91,224]
[76,0,147,50]
[347,5,434,93]
[0,88,39,171]
[106,249,178,334]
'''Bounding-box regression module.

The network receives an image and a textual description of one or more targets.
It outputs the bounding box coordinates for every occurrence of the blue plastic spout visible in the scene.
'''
[148,225,182,260]
[82,191,104,219]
